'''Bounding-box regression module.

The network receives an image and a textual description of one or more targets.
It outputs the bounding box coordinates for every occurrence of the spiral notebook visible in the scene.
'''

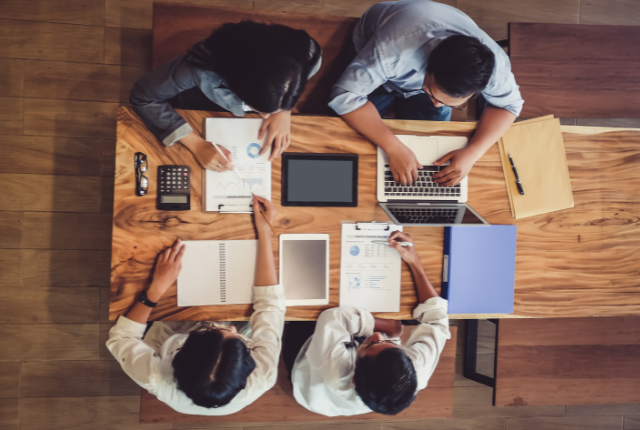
[177,240,257,306]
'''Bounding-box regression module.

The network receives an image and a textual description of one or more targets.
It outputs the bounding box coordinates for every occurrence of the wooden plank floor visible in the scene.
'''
[0,0,639,429]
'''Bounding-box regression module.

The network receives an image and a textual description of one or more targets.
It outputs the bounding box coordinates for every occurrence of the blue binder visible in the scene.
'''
[442,225,517,314]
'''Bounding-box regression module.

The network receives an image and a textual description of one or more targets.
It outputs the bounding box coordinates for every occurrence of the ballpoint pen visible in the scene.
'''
[372,240,414,247]
[508,153,525,196]
[252,194,277,235]
[210,141,245,182]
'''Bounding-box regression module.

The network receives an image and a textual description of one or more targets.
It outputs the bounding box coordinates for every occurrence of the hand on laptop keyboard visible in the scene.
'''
[387,144,423,185]
[384,167,461,197]
[433,148,476,186]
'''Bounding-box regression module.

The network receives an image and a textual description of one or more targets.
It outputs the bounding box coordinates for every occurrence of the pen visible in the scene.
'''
[210,141,245,182]
[252,194,277,236]
[508,153,525,196]
[372,240,414,247]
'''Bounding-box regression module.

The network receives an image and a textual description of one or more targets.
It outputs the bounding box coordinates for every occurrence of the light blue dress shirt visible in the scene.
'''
[329,0,524,117]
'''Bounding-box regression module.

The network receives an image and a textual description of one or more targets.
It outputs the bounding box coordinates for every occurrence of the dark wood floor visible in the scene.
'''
[0,0,639,429]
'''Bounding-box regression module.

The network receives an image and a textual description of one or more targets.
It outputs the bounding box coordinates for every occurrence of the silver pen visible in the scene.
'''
[372,240,414,247]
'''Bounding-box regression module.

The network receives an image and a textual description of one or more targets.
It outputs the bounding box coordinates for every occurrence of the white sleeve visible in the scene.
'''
[246,284,286,391]
[403,297,451,390]
[482,48,524,116]
[106,316,160,392]
[306,307,375,377]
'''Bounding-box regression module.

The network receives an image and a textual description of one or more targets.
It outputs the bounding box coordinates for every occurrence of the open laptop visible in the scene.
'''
[377,135,489,227]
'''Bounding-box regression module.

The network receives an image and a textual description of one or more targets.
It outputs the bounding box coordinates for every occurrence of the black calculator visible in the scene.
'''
[157,166,191,211]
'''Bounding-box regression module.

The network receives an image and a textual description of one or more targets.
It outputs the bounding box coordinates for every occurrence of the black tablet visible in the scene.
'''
[281,153,358,207]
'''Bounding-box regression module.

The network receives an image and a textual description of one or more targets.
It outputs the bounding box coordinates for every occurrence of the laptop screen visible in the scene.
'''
[383,203,488,226]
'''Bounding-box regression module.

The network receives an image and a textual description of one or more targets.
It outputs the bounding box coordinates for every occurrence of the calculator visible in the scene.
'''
[157,166,191,211]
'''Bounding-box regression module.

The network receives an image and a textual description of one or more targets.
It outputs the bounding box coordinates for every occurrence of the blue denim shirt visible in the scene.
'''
[130,43,322,147]
[329,0,524,117]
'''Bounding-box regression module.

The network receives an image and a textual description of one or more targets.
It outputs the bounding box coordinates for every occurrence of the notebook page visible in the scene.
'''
[223,240,258,304]
[177,241,221,306]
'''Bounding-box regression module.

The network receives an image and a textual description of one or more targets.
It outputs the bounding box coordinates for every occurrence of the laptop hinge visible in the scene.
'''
[385,200,459,204]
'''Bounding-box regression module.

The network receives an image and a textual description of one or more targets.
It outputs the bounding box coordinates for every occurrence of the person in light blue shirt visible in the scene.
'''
[130,22,322,172]
[329,0,523,186]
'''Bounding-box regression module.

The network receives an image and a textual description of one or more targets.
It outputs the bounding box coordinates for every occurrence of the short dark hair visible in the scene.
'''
[427,35,495,98]
[354,348,418,415]
[172,329,256,408]
[187,21,321,113]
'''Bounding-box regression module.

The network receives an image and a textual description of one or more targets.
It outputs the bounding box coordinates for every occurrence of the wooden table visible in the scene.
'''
[110,106,640,321]
[510,22,640,118]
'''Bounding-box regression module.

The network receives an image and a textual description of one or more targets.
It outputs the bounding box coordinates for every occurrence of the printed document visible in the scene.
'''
[340,223,403,312]
[177,240,257,306]
[204,118,271,213]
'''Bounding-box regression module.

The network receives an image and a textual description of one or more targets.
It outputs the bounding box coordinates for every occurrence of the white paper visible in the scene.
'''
[339,223,403,312]
[177,240,257,306]
[204,118,271,212]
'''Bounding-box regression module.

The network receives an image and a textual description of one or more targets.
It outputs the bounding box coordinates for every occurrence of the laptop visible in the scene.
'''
[377,135,489,227]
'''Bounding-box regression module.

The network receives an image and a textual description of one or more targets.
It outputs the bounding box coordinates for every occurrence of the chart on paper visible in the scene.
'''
[339,223,403,312]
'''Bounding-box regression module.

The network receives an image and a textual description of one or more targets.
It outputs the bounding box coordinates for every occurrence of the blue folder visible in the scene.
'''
[442,225,517,314]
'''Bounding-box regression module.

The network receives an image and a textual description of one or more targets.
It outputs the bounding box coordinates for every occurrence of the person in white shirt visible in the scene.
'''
[107,195,283,415]
[290,231,450,416]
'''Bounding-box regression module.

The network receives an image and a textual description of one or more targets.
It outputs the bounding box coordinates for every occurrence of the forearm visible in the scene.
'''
[179,130,207,153]
[467,107,516,158]
[255,231,277,286]
[341,102,400,152]
[408,261,439,303]
[124,284,164,324]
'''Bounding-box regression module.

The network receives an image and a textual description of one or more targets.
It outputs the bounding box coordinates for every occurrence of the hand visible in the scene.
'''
[387,231,420,267]
[259,111,291,161]
[387,141,422,185]
[252,194,277,236]
[192,138,234,172]
[373,317,404,338]
[147,239,186,302]
[433,147,481,186]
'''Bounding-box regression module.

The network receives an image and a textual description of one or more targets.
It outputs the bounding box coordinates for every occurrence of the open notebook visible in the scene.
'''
[177,240,257,306]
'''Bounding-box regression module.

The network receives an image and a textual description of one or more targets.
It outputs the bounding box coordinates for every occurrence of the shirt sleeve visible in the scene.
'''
[481,48,524,117]
[329,41,389,116]
[247,284,287,391]
[106,316,160,392]
[306,307,375,378]
[129,55,199,147]
[403,296,451,390]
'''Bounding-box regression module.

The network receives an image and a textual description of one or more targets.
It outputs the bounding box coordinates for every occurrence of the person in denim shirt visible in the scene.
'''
[130,22,322,171]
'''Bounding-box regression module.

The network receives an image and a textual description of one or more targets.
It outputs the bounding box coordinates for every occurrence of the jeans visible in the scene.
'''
[368,86,452,121]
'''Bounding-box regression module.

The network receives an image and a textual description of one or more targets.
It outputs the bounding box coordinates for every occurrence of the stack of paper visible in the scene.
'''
[498,115,574,219]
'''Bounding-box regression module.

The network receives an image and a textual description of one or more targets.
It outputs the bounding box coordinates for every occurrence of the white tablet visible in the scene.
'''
[279,234,330,306]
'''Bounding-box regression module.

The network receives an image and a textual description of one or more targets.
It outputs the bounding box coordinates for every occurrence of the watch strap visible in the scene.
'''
[138,291,157,308]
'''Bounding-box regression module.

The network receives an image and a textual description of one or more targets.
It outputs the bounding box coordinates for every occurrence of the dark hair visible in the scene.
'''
[354,348,418,415]
[187,21,321,113]
[172,329,256,408]
[427,35,495,98]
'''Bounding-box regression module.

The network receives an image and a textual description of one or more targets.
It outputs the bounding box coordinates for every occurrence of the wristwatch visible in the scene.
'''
[138,291,158,308]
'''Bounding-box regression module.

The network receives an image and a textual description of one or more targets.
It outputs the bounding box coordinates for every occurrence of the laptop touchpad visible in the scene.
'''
[407,137,439,165]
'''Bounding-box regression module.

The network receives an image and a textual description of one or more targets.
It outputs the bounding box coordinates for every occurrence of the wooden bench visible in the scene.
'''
[509,22,640,118]
[140,326,457,424]
[470,318,640,406]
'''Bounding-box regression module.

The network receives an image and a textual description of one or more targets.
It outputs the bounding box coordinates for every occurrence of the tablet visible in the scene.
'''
[279,234,329,306]
[281,153,358,207]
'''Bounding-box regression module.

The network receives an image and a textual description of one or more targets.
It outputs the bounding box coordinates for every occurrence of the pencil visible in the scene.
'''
[257,203,277,236]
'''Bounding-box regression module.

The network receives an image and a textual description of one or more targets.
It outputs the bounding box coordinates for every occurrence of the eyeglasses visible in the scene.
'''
[134,152,148,196]
[423,81,470,111]
[196,322,254,352]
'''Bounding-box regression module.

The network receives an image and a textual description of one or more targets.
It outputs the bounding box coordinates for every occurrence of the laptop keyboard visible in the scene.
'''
[389,207,459,224]
[384,166,461,197]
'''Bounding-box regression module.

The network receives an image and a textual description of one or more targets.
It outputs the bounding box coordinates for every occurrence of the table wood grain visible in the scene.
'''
[110,106,640,321]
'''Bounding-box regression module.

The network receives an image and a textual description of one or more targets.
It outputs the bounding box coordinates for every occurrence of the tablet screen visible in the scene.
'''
[281,238,327,302]
[282,154,358,207]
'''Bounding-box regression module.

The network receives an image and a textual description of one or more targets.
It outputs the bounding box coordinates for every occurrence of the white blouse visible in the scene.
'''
[291,297,451,417]
[107,284,286,415]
